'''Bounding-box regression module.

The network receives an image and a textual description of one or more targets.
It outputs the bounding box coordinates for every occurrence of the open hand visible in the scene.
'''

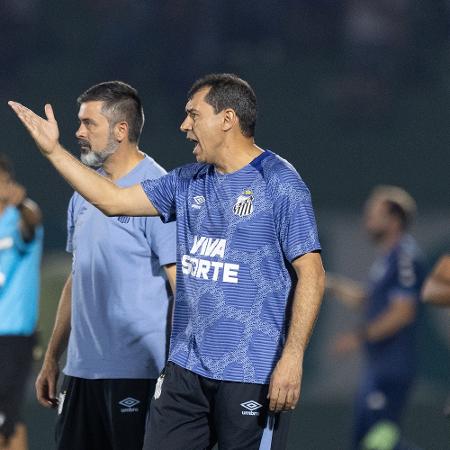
[8,102,60,157]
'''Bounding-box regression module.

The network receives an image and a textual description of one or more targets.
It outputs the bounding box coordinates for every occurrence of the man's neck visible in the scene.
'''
[214,140,263,174]
[378,229,404,253]
[102,143,145,181]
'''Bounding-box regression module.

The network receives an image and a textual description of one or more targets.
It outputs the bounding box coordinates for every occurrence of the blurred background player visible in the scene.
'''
[327,185,425,450]
[33,82,176,450]
[0,155,43,450]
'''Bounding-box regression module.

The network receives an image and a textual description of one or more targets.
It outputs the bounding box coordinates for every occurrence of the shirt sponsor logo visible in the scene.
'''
[241,400,262,416]
[233,189,254,217]
[191,195,205,209]
[119,397,140,413]
[182,235,240,283]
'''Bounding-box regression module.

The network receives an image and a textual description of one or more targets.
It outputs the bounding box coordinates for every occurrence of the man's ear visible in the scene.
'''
[114,121,129,142]
[222,108,238,132]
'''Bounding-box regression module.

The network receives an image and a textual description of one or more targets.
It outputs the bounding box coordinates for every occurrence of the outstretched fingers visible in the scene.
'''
[8,100,60,156]
[45,103,56,123]
[8,101,41,133]
[8,101,32,117]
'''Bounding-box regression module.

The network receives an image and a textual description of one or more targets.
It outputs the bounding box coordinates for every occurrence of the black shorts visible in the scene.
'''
[55,375,156,450]
[0,334,35,439]
[143,362,292,450]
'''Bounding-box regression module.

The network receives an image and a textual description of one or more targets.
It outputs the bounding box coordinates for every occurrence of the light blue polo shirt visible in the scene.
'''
[0,206,43,335]
[65,155,176,379]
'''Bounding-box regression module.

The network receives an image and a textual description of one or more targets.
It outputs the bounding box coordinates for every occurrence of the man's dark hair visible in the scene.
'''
[77,81,144,143]
[188,74,257,137]
[0,154,14,177]
[386,201,410,230]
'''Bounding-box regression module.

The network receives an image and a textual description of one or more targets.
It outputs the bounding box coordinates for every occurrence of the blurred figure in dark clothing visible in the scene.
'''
[327,186,425,450]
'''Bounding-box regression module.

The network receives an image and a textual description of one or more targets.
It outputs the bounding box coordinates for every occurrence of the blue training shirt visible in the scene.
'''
[65,155,177,379]
[142,150,321,384]
[0,206,43,335]
[364,235,425,379]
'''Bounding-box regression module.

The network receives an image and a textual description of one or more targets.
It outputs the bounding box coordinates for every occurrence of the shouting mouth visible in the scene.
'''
[187,136,200,154]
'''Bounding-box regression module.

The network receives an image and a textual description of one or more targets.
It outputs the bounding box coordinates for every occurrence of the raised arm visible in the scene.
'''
[8,102,158,217]
[18,198,42,241]
[3,178,42,241]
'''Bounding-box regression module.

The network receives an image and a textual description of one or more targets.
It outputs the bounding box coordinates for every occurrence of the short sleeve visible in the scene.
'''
[145,217,177,267]
[141,170,178,223]
[273,173,321,262]
[66,194,75,253]
[388,250,423,303]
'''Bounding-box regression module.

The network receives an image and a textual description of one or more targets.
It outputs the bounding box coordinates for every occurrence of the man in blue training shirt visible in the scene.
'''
[0,154,43,450]
[9,73,325,450]
[32,82,177,450]
[327,186,425,450]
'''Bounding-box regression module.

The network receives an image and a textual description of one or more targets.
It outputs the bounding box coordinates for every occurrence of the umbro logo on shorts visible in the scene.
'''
[240,400,262,416]
[119,397,140,413]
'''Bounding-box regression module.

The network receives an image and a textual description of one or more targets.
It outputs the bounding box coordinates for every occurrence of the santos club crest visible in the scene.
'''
[233,189,254,217]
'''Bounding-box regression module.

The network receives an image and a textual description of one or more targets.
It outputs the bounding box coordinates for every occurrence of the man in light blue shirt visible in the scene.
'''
[0,154,43,450]
[34,82,176,450]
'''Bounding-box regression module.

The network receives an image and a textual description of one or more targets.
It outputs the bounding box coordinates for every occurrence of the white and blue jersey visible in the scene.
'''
[65,155,177,379]
[0,206,43,336]
[142,150,321,384]
[364,235,425,379]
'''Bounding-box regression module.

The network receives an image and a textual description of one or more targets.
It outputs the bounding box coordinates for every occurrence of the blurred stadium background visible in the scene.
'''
[1,1,449,448]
